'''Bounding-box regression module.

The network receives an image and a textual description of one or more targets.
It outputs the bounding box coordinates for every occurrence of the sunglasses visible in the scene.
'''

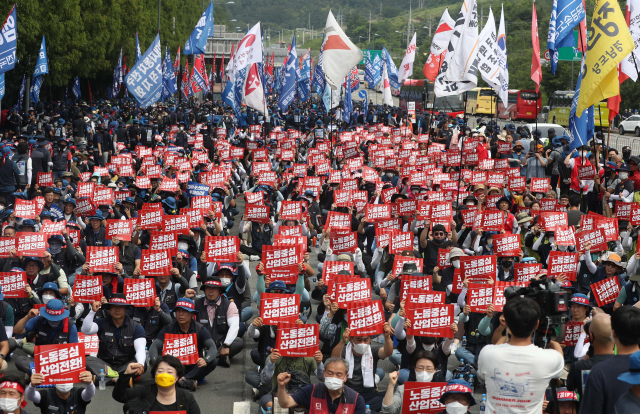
[433,232,446,236]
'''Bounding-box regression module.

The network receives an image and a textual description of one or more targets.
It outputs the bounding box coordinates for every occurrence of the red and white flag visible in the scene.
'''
[531,1,542,92]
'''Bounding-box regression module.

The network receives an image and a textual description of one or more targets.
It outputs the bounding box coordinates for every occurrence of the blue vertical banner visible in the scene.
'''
[364,48,376,87]
[0,73,5,100]
[125,33,163,108]
[277,34,298,112]
[372,53,382,86]
[135,33,142,63]
[112,48,123,99]
[14,74,24,111]
[547,0,585,74]
[30,76,43,104]
[184,1,214,55]
[162,46,177,99]
[344,75,353,124]
[569,57,593,150]
[313,34,326,95]
[297,50,311,102]
[0,5,17,75]
[72,77,81,100]
[33,36,48,77]
[359,89,368,117]
[381,47,400,89]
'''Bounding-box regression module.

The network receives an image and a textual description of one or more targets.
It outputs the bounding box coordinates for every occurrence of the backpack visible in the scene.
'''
[545,148,561,176]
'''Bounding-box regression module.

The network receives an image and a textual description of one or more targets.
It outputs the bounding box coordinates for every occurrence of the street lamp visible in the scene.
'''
[231,18,237,22]
[374,33,379,50]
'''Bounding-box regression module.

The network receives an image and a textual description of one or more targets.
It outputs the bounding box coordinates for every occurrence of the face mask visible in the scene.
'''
[548,236,555,244]
[620,172,629,180]
[179,126,184,130]
[48,319,61,328]
[42,294,55,304]
[155,373,176,388]
[386,173,394,178]
[445,401,468,414]
[49,242,63,255]
[524,200,532,207]
[535,193,543,200]
[0,398,20,413]
[416,371,434,382]
[324,376,344,391]
[423,343,435,351]
[452,260,460,269]
[220,278,231,287]
[55,383,74,393]
[178,242,189,251]
[592,253,600,262]
[353,343,370,355]
[466,202,475,206]
[559,245,568,251]
[502,261,513,268]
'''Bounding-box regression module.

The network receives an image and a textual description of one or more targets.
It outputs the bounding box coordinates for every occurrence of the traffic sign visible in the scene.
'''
[557,31,585,62]
[544,50,551,61]
[359,49,382,65]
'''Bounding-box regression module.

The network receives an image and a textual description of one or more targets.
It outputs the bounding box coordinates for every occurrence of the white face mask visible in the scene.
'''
[325,376,344,391]
[178,242,189,251]
[386,173,394,178]
[220,278,231,287]
[55,383,74,393]
[445,401,468,414]
[0,398,20,413]
[42,294,55,304]
[548,236,555,244]
[423,343,435,351]
[415,370,434,382]
[452,261,460,269]
[535,193,543,200]
[466,202,475,206]
[620,172,629,180]
[353,343,370,355]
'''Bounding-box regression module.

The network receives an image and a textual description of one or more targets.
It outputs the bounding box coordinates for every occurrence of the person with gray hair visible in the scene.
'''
[277,356,367,414]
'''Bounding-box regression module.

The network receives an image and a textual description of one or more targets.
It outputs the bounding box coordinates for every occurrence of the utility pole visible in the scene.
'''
[407,0,411,47]
[480,5,484,30]
[369,11,371,44]
[158,0,161,32]
[429,14,432,37]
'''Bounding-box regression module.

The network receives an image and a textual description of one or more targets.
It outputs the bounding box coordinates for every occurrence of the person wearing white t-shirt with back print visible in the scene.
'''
[478,296,564,414]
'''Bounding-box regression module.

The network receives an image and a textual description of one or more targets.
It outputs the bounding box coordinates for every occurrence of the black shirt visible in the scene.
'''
[567,353,614,400]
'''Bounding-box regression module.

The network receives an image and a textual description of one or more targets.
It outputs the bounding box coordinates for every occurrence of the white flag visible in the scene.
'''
[321,10,364,89]
[621,0,640,81]
[397,33,417,83]
[445,0,479,83]
[431,9,456,55]
[382,66,393,106]
[474,9,501,94]
[496,5,509,105]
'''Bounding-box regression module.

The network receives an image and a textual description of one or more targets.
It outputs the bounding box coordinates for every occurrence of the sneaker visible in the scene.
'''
[252,387,260,400]
[14,338,24,349]
[105,366,119,379]
[249,255,260,261]
[177,377,197,391]
[218,355,230,368]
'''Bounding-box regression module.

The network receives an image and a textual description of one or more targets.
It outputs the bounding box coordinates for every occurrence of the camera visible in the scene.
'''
[504,276,570,345]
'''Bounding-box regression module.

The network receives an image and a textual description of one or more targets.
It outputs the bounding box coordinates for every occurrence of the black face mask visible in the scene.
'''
[502,260,513,269]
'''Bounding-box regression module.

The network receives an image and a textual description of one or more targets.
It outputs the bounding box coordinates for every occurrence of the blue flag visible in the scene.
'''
[0,73,5,101]
[297,51,311,102]
[72,77,81,100]
[372,53,382,87]
[33,36,48,77]
[112,48,123,99]
[125,33,163,108]
[0,5,17,75]
[313,34,326,95]
[184,2,214,55]
[30,75,43,104]
[344,76,353,124]
[359,89,368,119]
[14,74,24,112]
[548,0,584,74]
[322,84,332,112]
[569,57,593,151]
[364,48,377,87]
[221,74,236,110]
[135,33,142,63]
[278,35,298,112]
[162,46,177,99]
[381,47,400,89]
[186,181,210,197]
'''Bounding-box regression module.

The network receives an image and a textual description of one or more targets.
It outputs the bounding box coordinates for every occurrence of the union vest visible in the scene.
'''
[97,316,139,366]
[309,383,359,414]
[85,227,107,247]
[34,317,70,345]
[195,296,229,343]
[41,387,89,414]
[131,307,163,347]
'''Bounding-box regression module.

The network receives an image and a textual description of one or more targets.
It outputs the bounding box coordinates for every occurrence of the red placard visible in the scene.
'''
[389,231,413,254]
[76,182,95,199]
[594,217,618,242]
[140,249,173,276]
[261,245,300,275]
[467,283,494,313]
[563,321,585,346]
[0,237,16,259]
[280,201,303,221]
[493,234,521,257]
[245,204,270,223]
[0,272,27,298]
[74,198,96,217]
[591,276,621,307]
[401,382,447,414]
[40,221,66,235]
[204,236,240,262]
[37,172,53,187]
[123,278,156,307]
[576,229,608,253]
[34,343,85,384]
[555,226,576,246]
[279,226,302,236]
[77,333,99,357]
[135,176,151,189]
[139,210,163,229]
[514,263,543,283]
[322,261,354,286]
[615,202,634,222]
[16,232,47,257]
[274,235,307,253]
[460,209,477,227]
[260,292,300,325]
[539,212,568,232]
[162,333,199,365]
[329,231,358,254]
[530,177,550,193]
[452,269,464,294]
[400,275,432,301]
[163,215,190,234]
[93,187,114,205]
[346,299,385,336]
[548,251,579,280]
[334,278,371,308]
[14,199,36,219]
[149,231,178,251]
[631,205,640,225]
[275,323,319,357]
[393,256,424,276]
[492,281,525,312]
[86,246,119,273]
[405,302,454,337]
[72,275,103,303]
[475,210,504,232]
[106,220,133,241]
[460,255,496,283]
[509,176,526,192]
[160,178,179,192]
[405,288,445,306]
[577,165,595,180]
[365,204,391,222]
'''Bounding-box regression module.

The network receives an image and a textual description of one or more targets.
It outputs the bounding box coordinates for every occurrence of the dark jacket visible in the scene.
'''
[112,372,200,414]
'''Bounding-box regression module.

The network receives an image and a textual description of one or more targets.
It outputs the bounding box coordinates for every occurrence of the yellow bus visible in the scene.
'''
[547,90,609,128]
[465,87,498,115]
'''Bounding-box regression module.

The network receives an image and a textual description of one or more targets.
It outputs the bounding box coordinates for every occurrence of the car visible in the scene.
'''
[522,123,568,146]
[537,106,549,123]
[618,115,640,136]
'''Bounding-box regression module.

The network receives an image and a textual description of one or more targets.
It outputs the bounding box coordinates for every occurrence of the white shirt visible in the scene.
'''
[478,343,563,414]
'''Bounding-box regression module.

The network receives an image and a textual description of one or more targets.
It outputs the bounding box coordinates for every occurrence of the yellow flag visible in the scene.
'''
[576,0,634,114]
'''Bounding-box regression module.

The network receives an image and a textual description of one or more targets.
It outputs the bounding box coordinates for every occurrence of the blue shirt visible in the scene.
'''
[25,316,78,343]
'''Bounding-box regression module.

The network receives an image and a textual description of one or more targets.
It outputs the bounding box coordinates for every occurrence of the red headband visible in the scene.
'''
[0,381,24,394]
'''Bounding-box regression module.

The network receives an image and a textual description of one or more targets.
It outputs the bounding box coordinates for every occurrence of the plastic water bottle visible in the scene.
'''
[480,397,486,413]
[461,336,467,348]
[99,369,106,391]
[469,375,475,394]
[365,405,371,414]
[266,408,272,413]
